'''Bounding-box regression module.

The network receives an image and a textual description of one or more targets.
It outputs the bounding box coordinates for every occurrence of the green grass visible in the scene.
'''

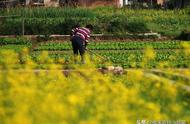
[0,7,190,36]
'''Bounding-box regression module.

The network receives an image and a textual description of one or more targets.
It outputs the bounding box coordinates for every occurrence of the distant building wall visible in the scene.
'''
[25,0,30,5]
[11,0,190,8]
[44,0,51,5]
[157,0,164,5]
[119,0,129,7]
[78,0,119,7]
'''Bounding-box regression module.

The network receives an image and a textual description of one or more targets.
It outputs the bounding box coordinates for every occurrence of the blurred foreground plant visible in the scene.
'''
[0,49,190,124]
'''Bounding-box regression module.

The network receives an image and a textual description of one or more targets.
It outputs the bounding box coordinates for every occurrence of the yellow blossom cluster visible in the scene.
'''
[0,49,189,124]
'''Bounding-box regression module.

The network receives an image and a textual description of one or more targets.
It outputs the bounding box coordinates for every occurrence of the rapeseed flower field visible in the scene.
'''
[0,48,190,124]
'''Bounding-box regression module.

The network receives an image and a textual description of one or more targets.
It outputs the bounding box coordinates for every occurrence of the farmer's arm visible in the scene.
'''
[71,27,79,37]
[85,32,91,49]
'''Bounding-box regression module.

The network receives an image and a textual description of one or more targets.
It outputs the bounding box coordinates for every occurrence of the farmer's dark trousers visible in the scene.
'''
[71,36,85,55]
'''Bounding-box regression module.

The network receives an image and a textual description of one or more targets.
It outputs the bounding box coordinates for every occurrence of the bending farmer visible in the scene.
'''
[71,24,93,63]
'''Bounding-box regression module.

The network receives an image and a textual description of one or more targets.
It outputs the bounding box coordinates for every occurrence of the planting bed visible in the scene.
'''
[1,38,190,68]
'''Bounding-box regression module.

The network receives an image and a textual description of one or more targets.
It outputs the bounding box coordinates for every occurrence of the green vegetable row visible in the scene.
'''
[35,41,189,51]
[30,50,190,68]
[0,38,32,45]
[0,45,31,52]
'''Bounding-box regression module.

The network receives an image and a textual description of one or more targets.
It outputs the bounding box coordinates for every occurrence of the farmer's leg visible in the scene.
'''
[78,41,85,63]
[73,36,85,63]
[71,37,79,63]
